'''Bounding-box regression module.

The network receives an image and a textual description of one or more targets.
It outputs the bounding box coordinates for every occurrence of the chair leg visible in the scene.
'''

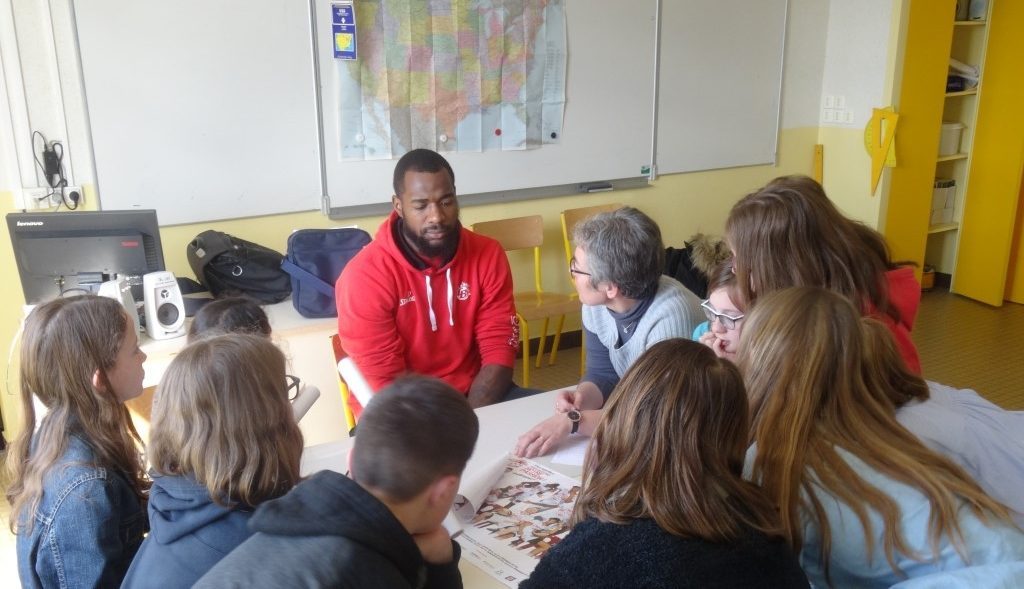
[579,336,586,378]
[520,319,530,388]
[536,318,550,369]
[549,314,566,365]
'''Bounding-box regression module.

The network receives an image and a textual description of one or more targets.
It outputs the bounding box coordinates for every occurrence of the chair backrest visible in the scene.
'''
[471,215,544,251]
[330,333,358,433]
[471,215,545,292]
[560,203,622,265]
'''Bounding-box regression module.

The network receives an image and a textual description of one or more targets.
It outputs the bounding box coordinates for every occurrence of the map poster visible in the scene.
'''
[334,0,567,160]
[453,456,580,588]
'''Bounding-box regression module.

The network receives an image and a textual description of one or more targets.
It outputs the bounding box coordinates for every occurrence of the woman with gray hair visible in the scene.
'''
[514,206,703,458]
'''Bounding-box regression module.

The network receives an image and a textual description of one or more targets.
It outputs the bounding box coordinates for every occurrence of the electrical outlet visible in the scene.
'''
[15,186,82,209]
[18,187,53,210]
[50,185,82,207]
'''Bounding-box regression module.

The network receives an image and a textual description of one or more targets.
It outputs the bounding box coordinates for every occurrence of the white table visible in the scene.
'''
[300,388,582,589]
[138,301,348,447]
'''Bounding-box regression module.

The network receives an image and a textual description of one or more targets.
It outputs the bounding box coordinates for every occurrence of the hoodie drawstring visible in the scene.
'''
[445,268,454,327]
[424,270,455,332]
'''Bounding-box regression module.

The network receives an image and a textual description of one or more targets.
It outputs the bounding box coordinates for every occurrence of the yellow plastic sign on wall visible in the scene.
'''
[864,107,899,194]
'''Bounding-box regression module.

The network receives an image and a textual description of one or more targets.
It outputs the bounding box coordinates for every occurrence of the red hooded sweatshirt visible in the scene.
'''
[336,211,518,402]
[877,266,922,374]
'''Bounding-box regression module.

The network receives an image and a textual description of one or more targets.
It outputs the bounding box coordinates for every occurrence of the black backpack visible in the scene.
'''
[186,230,291,304]
[281,227,371,318]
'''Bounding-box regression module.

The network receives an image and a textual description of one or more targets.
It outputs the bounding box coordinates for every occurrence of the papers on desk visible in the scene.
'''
[452,455,581,588]
[551,434,590,466]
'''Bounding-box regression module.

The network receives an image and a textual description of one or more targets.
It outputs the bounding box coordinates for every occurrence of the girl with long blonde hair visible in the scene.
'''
[521,339,807,588]
[740,287,1024,587]
[6,295,150,587]
[121,333,304,588]
[861,316,1024,526]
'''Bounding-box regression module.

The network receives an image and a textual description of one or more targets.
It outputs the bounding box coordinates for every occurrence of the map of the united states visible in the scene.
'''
[336,0,566,160]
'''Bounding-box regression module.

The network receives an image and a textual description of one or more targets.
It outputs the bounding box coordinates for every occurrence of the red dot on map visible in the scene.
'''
[495,128,502,136]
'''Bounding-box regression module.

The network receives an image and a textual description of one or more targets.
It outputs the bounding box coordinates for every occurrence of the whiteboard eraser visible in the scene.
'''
[580,182,613,193]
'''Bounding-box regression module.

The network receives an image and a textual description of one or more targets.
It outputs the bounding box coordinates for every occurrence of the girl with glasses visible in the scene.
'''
[122,334,304,588]
[693,259,745,362]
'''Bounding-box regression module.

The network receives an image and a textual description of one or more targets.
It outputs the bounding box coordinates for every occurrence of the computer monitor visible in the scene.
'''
[7,210,166,305]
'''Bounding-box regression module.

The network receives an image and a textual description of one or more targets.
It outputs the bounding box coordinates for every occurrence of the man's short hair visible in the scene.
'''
[352,376,478,501]
[573,206,665,299]
[392,149,456,197]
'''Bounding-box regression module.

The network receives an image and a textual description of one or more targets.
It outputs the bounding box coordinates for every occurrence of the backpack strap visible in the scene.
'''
[281,259,335,297]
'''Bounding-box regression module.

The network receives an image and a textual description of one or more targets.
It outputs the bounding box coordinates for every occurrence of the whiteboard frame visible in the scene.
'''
[317,0,657,214]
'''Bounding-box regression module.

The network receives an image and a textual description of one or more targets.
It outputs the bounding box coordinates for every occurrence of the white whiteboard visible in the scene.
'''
[316,0,658,212]
[71,0,786,223]
[655,0,787,175]
[74,0,323,225]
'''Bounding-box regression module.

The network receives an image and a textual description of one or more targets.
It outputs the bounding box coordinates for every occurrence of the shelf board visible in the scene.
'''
[928,222,959,234]
[953,20,986,26]
[945,89,978,97]
[937,153,969,162]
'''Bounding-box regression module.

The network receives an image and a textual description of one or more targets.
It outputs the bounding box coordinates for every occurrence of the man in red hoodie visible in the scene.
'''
[336,149,520,409]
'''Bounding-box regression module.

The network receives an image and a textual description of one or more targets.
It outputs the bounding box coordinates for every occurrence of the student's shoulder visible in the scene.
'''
[197,532,405,588]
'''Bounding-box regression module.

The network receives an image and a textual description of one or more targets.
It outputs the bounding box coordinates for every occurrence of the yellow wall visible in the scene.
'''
[0,126,819,439]
[818,126,882,225]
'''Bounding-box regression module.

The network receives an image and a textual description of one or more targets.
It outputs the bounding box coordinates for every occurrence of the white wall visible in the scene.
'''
[818,0,894,129]
[1,0,93,200]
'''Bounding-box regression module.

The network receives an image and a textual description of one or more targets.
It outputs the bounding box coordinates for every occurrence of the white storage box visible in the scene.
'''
[932,178,956,210]
[939,122,965,156]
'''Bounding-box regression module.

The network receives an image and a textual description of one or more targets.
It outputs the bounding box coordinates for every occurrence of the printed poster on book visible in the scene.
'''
[452,456,580,588]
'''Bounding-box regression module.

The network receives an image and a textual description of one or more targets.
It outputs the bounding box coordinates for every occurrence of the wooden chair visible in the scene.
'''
[559,203,622,375]
[329,333,358,436]
[471,215,580,387]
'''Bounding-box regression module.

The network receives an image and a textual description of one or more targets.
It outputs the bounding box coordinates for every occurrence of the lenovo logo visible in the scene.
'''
[16,221,44,226]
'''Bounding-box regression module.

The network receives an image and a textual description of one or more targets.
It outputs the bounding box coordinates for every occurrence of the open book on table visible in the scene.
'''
[445,454,581,588]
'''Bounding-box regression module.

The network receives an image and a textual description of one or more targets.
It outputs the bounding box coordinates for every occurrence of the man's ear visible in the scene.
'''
[392,195,403,218]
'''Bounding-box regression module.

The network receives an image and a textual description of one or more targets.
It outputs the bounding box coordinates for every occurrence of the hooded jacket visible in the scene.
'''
[336,210,518,396]
[121,474,253,589]
[194,470,462,589]
[880,266,922,374]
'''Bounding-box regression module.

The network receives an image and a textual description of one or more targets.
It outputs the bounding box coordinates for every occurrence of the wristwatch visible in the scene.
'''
[566,409,582,434]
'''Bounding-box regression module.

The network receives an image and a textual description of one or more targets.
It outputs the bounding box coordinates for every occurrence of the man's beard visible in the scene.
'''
[403,222,460,260]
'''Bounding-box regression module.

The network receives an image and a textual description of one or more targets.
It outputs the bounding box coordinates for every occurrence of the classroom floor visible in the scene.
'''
[1,289,1021,587]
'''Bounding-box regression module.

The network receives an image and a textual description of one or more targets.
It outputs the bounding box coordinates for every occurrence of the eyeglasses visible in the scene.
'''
[569,258,591,277]
[286,374,301,402]
[700,299,744,330]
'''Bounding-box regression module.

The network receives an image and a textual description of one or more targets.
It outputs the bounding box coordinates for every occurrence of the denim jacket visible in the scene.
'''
[16,435,148,589]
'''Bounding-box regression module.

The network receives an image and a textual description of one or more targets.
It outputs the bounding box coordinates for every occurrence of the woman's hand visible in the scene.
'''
[513,414,572,458]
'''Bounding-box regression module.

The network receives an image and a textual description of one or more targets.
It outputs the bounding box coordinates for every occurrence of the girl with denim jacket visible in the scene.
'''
[6,296,150,588]
[122,334,304,588]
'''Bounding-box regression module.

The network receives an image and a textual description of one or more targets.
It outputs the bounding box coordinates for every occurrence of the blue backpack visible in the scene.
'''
[282,228,371,318]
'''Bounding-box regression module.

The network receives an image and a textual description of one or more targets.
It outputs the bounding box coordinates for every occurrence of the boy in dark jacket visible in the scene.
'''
[195,376,479,588]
